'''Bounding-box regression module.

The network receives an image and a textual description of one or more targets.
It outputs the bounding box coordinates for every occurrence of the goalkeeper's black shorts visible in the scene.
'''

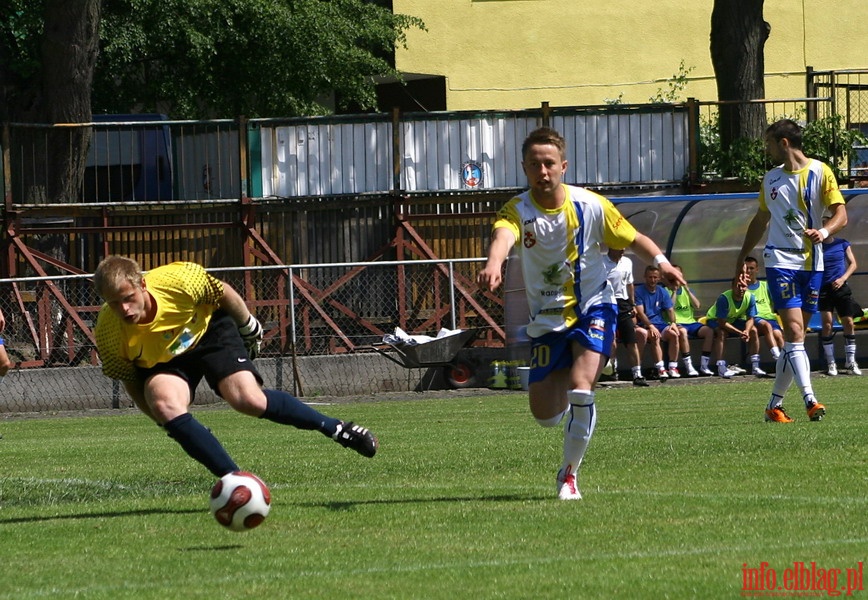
[136,310,263,399]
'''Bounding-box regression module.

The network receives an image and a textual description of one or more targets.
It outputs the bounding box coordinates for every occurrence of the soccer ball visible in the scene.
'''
[209,471,271,532]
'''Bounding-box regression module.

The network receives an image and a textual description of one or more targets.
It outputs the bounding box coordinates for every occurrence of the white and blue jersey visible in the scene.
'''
[758,159,844,272]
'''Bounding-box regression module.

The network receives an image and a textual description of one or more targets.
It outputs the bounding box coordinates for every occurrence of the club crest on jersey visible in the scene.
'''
[524,230,537,248]
[783,208,803,229]
[770,186,778,200]
[541,261,571,286]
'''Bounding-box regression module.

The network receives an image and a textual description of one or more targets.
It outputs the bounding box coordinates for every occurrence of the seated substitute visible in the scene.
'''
[743,256,783,372]
[706,277,760,378]
[634,265,684,379]
[668,264,709,376]
[93,256,378,480]
[604,247,650,386]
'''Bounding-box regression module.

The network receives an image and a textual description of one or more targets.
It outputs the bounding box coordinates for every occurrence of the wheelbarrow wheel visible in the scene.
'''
[445,361,475,389]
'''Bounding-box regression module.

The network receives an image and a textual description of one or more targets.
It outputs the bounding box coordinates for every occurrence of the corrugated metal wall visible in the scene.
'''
[255,105,691,197]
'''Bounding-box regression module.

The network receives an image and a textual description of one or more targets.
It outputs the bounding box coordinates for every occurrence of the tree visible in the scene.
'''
[709,0,770,172]
[1,0,423,207]
[92,0,424,118]
[1,0,100,203]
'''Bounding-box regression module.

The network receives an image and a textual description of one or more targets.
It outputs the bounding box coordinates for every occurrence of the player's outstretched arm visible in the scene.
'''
[218,282,254,326]
[628,232,686,288]
[477,227,516,292]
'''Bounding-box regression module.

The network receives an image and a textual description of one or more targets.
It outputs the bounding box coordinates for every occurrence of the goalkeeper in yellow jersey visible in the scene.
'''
[93,256,377,478]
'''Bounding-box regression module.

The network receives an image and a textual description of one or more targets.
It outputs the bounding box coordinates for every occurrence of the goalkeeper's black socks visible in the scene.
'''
[163,413,239,477]
[260,389,341,436]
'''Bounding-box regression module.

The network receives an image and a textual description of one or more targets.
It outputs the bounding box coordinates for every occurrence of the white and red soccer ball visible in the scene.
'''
[209,471,271,532]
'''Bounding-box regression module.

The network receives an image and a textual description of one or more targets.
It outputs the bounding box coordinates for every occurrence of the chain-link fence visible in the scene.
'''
[0,258,498,413]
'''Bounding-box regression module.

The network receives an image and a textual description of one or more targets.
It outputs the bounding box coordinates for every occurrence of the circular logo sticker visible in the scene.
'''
[461,162,483,188]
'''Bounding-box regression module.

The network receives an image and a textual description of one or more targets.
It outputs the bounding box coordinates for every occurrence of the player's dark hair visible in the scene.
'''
[766,119,803,149]
[522,127,566,160]
[744,256,759,265]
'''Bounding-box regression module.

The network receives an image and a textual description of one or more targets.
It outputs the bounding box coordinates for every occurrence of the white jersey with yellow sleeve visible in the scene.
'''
[759,159,844,271]
[95,262,224,382]
[493,184,636,338]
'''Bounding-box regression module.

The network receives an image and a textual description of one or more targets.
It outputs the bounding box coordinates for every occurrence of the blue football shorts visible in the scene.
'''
[528,303,616,385]
[766,267,821,313]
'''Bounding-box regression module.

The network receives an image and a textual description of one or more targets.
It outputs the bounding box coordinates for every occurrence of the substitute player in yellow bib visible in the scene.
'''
[477,127,685,500]
[94,257,377,479]
[736,119,848,423]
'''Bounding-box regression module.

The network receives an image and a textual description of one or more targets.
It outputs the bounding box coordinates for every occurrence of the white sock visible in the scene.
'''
[750,354,761,369]
[700,355,710,369]
[772,350,794,397]
[771,346,781,360]
[717,360,728,375]
[822,337,835,363]
[668,361,678,371]
[776,342,813,400]
[845,336,856,365]
[632,366,642,379]
[766,393,785,411]
[562,390,596,476]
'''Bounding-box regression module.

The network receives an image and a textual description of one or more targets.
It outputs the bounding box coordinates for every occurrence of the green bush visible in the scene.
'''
[700,114,867,185]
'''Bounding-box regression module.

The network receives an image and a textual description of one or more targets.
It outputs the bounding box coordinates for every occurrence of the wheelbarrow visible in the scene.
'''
[371,328,479,389]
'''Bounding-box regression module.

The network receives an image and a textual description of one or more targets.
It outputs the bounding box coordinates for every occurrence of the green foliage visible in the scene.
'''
[802,114,868,179]
[603,92,624,106]
[1,379,866,598]
[699,113,868,185]
[699,119,769,185]
[93,0,425,118]
[2,0,424,119]
[649,60,694,104]
[602,61,694,106]
[0,0,47,111]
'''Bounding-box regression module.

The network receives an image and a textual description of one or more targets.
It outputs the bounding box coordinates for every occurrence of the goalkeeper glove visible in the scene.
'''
[238,314,263,359]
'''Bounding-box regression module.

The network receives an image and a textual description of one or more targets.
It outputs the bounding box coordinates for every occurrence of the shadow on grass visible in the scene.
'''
[304,493,551,511]
[0,506,202,525]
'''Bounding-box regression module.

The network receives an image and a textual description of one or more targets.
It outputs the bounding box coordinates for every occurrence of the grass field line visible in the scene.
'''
[6,535,866,599]
[597,487,868,505]
[289,536,868,577]
[5,476,131,490]
[272,482,868,507]
[6,476,864,507]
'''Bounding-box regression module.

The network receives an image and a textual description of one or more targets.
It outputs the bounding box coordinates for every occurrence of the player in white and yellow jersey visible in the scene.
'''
[94,257,377,480]
[477,127,685,500]
[736,119,848,423]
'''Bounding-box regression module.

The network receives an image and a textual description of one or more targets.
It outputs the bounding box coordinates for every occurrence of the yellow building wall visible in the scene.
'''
[393,0,867,111]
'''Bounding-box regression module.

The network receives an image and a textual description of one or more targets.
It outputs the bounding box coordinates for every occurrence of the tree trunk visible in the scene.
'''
[710,0,770,155]
[11,0,100,204]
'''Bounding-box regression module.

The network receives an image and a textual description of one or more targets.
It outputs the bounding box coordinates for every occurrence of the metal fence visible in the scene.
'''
[0,257,494,412]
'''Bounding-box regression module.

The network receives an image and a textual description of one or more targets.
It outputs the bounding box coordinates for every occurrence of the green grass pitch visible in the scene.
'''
[0,377,865,599]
